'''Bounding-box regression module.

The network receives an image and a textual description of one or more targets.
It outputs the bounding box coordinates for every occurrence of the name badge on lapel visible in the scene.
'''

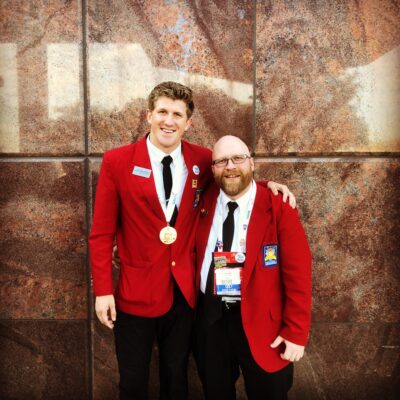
[262,244,279,268]
[132,166,151,178]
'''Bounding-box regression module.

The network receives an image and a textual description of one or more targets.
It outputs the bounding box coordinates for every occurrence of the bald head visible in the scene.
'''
[213,135,250,161]
[212,135,254,200]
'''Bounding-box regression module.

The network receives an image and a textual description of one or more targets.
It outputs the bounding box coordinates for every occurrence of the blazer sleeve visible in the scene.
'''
[277,201,312,346]
[89,152,120,296]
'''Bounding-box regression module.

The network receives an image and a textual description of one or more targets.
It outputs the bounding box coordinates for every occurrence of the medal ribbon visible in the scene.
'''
[160,155,183,225]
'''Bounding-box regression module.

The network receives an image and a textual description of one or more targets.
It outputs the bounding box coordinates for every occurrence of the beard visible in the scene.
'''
[215,168,253,198]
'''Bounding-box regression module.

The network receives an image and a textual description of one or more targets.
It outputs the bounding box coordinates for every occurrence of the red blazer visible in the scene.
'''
[195,182,312,372]
[89,135,212,317]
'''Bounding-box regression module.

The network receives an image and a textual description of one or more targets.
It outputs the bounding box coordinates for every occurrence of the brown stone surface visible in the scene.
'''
[88,0,253,154]
[0,320,88,399]
[256,1,400,155]
[0,0,84,155]
[92,319,119,399]
[290,323,400,400]
[0,161,87,319]
[255,159,400,323]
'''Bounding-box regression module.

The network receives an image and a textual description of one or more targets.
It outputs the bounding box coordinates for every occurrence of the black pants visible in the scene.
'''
[193,294,293,400]
[114,284,193,400]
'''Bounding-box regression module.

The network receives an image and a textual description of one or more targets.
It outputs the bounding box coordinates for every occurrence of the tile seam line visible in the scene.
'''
[0,157,87,161]
[255,156,400,162]
[1,319,399,325]
[251,0,257,153]
[0,319,90,322]
[2,156,400,162]
[80,0,93,398]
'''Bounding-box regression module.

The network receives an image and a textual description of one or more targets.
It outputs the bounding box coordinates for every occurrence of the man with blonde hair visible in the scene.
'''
[90,82,295,400]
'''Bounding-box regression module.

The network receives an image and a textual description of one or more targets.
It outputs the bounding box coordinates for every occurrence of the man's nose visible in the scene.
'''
[226,158,236,168]
[164,113,174,125]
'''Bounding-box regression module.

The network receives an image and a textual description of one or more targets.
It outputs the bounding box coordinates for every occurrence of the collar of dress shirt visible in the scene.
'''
[218,179,255,214]
[146,134,182,164]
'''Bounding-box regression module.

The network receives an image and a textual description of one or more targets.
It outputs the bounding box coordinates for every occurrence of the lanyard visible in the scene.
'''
[215,181,256,253]
[160,155,182,225]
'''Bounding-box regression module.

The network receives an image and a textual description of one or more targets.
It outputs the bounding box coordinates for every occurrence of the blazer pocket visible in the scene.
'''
[119,262,152,304]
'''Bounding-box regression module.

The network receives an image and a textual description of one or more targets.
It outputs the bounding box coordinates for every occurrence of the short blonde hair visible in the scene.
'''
[148,81,194,118]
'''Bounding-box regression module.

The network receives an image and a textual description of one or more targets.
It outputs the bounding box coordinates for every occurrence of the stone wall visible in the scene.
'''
[0,1,399,399]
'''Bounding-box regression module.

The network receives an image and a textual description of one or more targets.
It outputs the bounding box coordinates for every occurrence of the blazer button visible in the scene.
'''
[171,261,176,267]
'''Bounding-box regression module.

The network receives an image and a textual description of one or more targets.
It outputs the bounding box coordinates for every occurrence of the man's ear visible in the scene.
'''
[184,117,193,131]
[250,157,255,172]
[146,109,152,124]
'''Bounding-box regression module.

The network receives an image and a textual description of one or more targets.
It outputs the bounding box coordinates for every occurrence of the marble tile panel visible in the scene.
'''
[0,0,84,155]
[0,161,87,319]
[88,0,253,154]
[0,320,88,399]
[255,159,400,322]
[256,0,400,155]
[290,323,400,400]
[92,319,119,399]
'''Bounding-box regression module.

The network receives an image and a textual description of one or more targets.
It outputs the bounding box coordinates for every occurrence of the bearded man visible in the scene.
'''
[193,135,312,400]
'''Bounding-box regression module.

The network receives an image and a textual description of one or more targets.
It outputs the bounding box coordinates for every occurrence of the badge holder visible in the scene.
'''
[212,252,245,298]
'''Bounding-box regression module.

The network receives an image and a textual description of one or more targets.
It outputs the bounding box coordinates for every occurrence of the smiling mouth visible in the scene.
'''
[224,174,240,179]
[161,128,176,134]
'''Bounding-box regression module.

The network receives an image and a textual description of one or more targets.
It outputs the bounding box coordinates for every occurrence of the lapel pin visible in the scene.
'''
[200,208,208,217]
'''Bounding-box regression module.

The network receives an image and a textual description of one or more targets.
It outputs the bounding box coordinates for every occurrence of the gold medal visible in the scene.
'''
[159,225,177,244]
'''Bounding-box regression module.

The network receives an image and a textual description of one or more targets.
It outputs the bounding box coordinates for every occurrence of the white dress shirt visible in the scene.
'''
[146,136,188,215]
[200,180,257,293]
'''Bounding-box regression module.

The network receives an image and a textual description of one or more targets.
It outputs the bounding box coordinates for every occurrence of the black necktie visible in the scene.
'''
[161,155,178,227]
[204,201,238,324]
[223,202,238,251]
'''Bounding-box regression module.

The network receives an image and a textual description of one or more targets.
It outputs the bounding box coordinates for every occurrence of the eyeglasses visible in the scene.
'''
[212,154,251,167]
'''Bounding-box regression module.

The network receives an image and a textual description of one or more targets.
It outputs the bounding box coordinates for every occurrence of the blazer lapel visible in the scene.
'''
[130,136,165,221]
[175,141,203,229]
[197,183,219,260]
[242,185,273,291]
[195,183,219,290]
